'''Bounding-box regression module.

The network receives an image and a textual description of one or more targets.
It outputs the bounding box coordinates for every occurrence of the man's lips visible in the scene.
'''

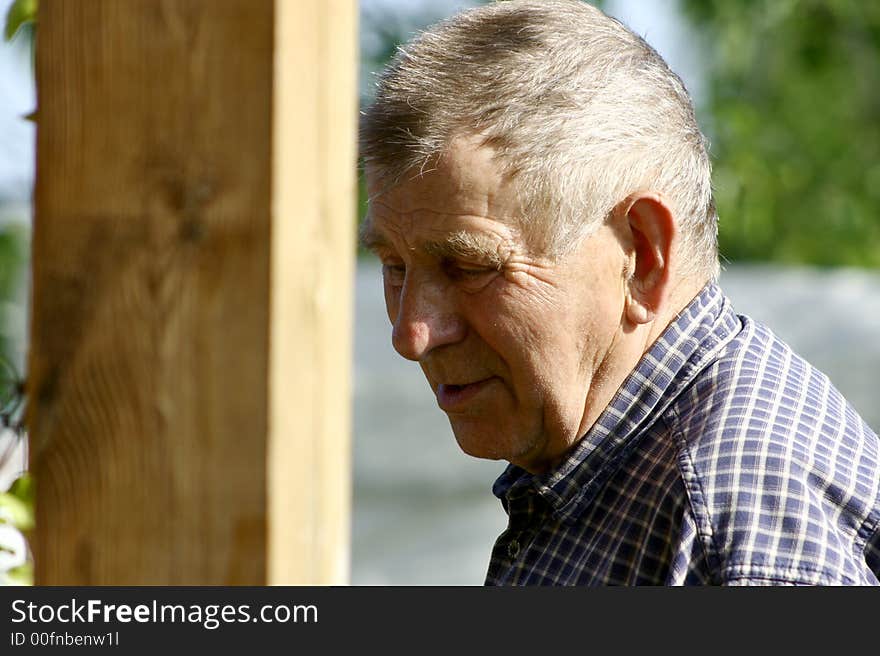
[436,377,497,411]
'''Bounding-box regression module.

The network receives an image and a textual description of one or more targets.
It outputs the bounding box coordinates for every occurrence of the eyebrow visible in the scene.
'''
[359,220,507,269]
[423,232,506,269]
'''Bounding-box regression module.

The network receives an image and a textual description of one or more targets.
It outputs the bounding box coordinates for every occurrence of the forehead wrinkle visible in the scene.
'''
[357,214,386,253]
[359,209,412,254]
[361,195,521,256]
[370,197,509,222]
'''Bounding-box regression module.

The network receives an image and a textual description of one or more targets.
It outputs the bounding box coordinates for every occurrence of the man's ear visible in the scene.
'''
[621,193,677,325]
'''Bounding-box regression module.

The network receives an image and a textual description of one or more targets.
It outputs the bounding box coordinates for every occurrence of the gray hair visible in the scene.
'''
[361,0,718,278]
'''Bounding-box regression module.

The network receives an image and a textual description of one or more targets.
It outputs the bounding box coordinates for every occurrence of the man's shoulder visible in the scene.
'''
[669,311,876,452]
[665,312,880,585]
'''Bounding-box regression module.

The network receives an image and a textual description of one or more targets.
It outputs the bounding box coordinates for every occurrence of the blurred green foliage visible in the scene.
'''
[1,0,33,428]
[1,0,34,586]
[682,0,880,267]
[0,472,33,585]
[0,472,33,531]
[3,0,35,41]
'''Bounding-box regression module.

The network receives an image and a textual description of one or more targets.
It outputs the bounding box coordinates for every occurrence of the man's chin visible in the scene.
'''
[448,418,540,466]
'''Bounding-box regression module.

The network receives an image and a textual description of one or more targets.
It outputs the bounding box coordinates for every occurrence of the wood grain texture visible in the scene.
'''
[30,0,355,584]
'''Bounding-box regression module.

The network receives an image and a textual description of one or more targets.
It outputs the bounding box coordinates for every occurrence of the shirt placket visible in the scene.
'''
[487,485,549,584]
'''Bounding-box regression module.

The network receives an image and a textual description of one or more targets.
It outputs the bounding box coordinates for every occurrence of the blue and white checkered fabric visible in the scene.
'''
[485,283,880,585]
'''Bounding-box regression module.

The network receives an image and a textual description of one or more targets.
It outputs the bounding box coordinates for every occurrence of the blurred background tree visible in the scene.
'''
[681,0,880,267]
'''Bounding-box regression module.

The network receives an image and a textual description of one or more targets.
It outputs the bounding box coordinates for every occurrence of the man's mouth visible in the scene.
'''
[436,377,496,411]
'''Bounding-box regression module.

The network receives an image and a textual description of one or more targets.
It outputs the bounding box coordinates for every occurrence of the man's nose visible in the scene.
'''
[390,277,465,361]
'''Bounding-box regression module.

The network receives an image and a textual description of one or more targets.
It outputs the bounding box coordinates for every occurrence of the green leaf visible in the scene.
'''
[7,473,33,507]
[0,493,32,531]
[4,0,37,42]
[3,562,33,586]
[0,474,34,531]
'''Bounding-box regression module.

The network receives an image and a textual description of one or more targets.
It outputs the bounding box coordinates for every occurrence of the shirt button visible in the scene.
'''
[507,539,520,559]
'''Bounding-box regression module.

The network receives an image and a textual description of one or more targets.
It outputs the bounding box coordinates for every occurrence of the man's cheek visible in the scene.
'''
[500,275,565,319]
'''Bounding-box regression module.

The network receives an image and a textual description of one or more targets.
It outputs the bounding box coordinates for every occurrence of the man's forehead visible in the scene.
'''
[365,136,520,216]
[365,171,493,220]
[361,136,528,256]
[360,204,515,261]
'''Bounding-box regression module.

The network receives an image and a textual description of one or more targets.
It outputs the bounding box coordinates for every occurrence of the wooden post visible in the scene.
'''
[29,0,356,584]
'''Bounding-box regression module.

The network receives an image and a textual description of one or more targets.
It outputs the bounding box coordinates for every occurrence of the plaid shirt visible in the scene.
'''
[485,283,880,585]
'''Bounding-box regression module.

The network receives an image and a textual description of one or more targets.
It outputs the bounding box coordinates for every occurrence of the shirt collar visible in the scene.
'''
[492,281,742,523]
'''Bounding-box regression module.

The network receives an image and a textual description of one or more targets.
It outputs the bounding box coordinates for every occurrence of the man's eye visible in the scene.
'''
[445,261,496,282]
[455,266,489,277]
[382,263,406,286]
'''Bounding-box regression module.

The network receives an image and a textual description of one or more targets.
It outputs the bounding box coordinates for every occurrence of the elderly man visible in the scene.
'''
[359,0,880,585]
